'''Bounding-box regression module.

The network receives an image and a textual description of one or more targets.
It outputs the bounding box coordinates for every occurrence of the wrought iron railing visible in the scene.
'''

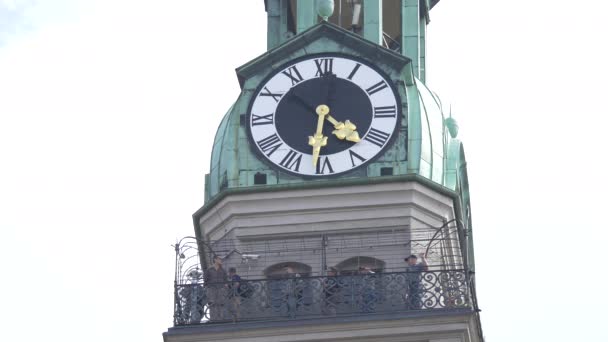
[174,270,470,326]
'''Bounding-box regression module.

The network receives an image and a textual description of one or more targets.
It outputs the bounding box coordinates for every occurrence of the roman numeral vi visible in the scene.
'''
[315,157,334,175]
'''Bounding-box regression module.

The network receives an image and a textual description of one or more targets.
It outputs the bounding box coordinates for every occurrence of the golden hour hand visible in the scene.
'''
[308,104,330,167]
[325,115,361,142]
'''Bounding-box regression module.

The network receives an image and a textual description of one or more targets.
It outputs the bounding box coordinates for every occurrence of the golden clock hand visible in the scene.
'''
[308,104,329,167]
[325,115,361,142]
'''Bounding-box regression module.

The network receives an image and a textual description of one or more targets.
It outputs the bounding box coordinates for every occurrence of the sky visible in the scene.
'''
[1,1,607,341]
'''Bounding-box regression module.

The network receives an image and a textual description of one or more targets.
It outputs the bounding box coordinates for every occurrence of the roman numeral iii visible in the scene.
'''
[373,105,397,118]
[364,128,390,147]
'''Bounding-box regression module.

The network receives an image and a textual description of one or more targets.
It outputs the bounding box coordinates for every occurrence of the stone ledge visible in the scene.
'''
[163,309,479,342]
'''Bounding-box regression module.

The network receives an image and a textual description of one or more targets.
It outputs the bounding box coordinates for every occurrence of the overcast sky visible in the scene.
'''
[1,1,607,341]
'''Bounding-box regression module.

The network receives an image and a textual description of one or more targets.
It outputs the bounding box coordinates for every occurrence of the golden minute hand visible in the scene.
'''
[326,115,361,142]
[308,105,329,167]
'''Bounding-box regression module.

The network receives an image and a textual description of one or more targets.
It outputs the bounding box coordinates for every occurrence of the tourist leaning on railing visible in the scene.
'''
[204,256,228,321]
[322,267,340,316]
[404,253,429,310]
[358,266,378,313]
[228,267,242,321]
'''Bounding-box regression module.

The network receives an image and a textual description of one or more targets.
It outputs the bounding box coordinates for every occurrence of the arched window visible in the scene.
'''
[264,262,312,278]
[335,256,385,275]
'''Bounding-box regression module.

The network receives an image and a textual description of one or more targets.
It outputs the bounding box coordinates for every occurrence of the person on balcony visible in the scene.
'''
[284,265,301,318]
[322,267,340,316]
[227,267,241,321]
[404,253,429,310]
[269,265,298,318]
[358,266,377,313]
[204,255,228,321]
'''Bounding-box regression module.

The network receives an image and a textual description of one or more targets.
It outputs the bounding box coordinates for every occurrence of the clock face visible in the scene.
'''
[247,54,401,177]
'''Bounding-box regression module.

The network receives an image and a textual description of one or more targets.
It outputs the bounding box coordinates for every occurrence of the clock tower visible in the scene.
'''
[165,1,482,342]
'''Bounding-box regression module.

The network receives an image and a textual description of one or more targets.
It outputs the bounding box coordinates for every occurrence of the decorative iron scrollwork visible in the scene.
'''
[173,270,470,326]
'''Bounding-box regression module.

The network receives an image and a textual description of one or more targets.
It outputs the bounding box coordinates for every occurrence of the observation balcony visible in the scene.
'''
[165,223,481,342]
[173,269,472,327]
[166,162,482,342]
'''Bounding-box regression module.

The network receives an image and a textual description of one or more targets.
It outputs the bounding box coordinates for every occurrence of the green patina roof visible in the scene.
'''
[205,21,466,203]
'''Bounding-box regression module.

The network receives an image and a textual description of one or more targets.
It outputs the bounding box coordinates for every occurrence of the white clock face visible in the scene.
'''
[248,54,401,177]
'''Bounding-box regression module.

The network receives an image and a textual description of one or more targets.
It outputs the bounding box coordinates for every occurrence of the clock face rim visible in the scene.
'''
[246,52,403,178]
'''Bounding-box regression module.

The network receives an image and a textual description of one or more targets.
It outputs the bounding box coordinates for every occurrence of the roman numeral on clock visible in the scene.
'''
[366,80,388,95]
[257,133,283,157]
[279,149,302,172]
[251,113,274,126]
[373,105,397,118]
[364,128,390,147]
[347,63,361,80]
[314,58,334,76]
[349,150,367,167]
[281,66,304,86]
[315,156,334,175]
[260,87,283,102]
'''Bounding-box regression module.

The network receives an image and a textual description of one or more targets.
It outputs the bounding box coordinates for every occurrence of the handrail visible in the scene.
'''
[174,269,470,326]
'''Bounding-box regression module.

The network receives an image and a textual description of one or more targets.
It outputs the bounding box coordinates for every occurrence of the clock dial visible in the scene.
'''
[248,54,401,177]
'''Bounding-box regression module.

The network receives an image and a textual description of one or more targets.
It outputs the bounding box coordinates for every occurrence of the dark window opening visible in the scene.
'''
[380,167,393,176]
[254,172,267,185]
